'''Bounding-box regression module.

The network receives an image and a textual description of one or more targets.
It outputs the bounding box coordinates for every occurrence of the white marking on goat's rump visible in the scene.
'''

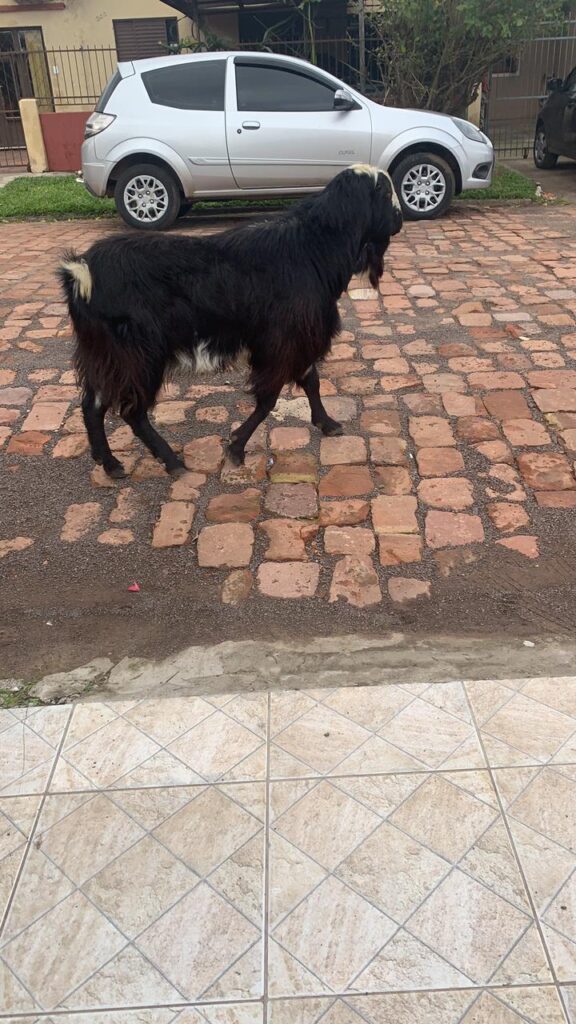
[94,392,102,409]
[61,259,93,302]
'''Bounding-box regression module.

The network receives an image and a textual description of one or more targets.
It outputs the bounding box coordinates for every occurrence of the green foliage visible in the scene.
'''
[366,0,568,114]
[160,31,231,54]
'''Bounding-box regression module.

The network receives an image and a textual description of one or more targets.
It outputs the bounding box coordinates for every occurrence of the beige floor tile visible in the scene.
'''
[269,767,544,997]
[377,698,484,770]
[467,681,576,766]
[271,705,372,776]
[495,766,576,982]
[270,685,484,778]
[563,985,576,1023]
[268,988,566,1024]
[51,697,266,790]
[167,710,265,782]
[0,1011,263,1024]
[407,869,532,982]
[1,891,126,1008]
[153,785,264,876]
[37,793,145,885]
[0,781,265,1010]
[272,780,381,870]
[0,795,40,924]
[273,875,397,992]
[388,773,498,861]
[83,833,198,937]
[136,883,260,999]
[56,716,161,789]
[0,707,70,796]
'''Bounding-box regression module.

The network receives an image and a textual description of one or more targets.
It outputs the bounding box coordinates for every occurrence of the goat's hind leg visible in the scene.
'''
[82,387,126,478]
[123,404,185,475]
[297,364,343,436]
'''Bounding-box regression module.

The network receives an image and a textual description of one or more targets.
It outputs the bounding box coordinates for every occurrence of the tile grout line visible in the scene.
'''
[0,706,74,942]
[0,982,567,1020]
[461,680,572,1024]
[5,755,576,802]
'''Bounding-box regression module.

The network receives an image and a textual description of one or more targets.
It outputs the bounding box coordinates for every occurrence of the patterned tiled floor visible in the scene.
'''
[4,204,576,623]
[1,676,575,1022]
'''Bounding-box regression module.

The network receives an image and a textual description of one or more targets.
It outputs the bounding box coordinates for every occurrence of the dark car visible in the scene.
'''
[534,67,576,168]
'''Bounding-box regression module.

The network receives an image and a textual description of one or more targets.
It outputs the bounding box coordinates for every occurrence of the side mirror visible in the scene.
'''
[547,76,564,93]
[334,88,359,111]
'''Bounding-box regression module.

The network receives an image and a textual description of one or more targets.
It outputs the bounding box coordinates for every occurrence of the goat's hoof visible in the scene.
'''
[321,418,344,437]
[168,459,186,478]
[226,444,245,467]
[106,461,127,479]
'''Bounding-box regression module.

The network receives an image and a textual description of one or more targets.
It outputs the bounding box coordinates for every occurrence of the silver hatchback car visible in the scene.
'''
[82,51,494,230]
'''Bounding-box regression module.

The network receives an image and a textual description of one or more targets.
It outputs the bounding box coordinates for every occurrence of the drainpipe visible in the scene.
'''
[358,0,366,93]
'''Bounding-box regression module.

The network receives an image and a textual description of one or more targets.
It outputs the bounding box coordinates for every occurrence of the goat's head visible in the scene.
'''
[344,164,403,289]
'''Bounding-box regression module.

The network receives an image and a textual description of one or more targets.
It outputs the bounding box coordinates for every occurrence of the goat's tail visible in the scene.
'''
[58,250,93,304]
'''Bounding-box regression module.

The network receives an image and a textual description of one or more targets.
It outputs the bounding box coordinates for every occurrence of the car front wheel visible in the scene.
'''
[534,124,558,169]
[392,152,455,220]
[114,164,181,230]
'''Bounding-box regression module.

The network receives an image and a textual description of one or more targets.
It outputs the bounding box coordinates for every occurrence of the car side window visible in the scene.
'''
[236,64,335,112]
[142,60,225,110]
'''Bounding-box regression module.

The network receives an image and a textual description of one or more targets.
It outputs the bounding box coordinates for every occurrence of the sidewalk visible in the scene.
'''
[1,673,575,1022]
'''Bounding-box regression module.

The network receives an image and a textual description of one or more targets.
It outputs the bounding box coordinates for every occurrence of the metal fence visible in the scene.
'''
[483,19,576,157]
[0,45,117,167]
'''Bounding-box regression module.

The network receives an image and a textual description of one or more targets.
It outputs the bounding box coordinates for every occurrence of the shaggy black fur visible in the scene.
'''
[58,165,402,478]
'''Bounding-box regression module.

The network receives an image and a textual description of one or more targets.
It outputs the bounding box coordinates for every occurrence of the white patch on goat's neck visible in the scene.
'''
[350,163,380,185]
[176,351,196,373]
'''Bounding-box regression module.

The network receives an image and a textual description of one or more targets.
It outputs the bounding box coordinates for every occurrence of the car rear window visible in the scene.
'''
[96,69,121,112]
[142,59,225,110]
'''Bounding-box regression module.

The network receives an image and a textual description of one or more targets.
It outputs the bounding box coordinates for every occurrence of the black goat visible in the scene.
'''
[58,164,402,478]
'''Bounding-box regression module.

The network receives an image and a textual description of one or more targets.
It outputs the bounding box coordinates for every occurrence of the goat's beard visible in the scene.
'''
[354,240,389,289]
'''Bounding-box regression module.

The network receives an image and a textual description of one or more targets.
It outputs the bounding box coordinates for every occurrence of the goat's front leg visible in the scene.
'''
[297,364,343,436]
[228,389,281,465]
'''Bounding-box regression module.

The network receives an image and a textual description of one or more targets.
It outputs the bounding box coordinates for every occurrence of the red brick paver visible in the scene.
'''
[3,204,576,611]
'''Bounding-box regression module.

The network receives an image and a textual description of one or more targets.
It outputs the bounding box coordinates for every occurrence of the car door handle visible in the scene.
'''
[241,121,261,130]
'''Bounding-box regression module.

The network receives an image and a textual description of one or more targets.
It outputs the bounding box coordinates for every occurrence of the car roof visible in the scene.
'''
[128,50,319,74]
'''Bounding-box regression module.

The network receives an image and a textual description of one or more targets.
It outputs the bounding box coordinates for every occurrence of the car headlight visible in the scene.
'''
[84,113,116,139]
[450,116,488,144]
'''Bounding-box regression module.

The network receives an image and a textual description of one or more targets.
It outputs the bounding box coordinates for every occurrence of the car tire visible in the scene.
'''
[533,124,558,170]
[178,201,193,218]
[114,164,181,231]
[392,152,455,220]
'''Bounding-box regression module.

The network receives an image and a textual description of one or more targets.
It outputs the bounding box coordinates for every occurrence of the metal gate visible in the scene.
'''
[483,19,576,157]
[0,49,28,168]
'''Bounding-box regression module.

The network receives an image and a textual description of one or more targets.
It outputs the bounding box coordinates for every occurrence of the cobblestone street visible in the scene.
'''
[2,201,576,675]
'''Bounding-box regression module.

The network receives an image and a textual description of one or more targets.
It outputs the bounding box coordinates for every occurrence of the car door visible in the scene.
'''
[138,55,237,192]
[226,57,372,189]
[561,67,576,157]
